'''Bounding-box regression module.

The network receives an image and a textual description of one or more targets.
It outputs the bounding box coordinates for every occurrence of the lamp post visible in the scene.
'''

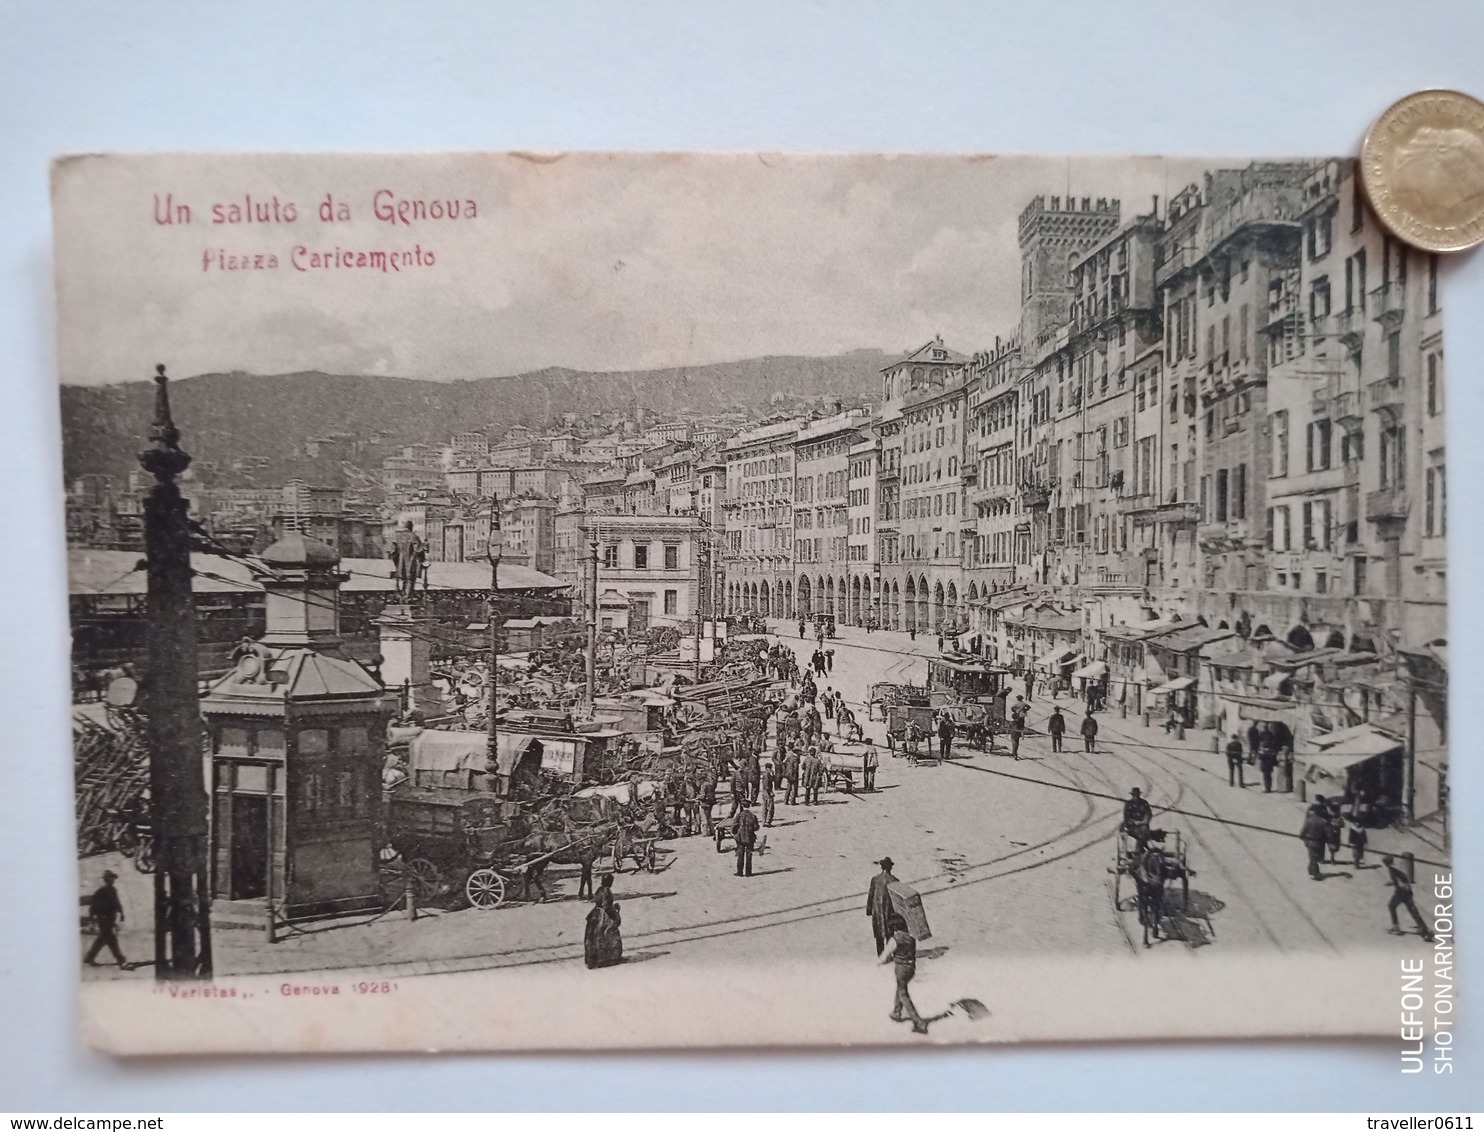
[486,499,505,778]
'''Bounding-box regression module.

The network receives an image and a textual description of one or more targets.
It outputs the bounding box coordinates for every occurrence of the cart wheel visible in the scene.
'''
[465,868,507,910]
[405,858,443,901]
[134,837,156,875]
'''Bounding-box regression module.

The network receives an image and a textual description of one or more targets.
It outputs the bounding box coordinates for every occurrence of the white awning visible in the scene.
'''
[1149,675,1196,694]
[1039,647,1076,669]
[1072,660,1108,679]
[1262,671,1292,693]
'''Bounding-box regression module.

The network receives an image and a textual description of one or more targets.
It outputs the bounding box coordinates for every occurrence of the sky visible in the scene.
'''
[54,153,1236,386]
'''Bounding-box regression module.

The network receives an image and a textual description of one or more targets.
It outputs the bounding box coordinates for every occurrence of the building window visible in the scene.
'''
[1306,419,1332,472]
[1428,254,1439,314]
[1234,464,1247,520]
[1216,469,1229,522]
[1427,353,1442,416]
[664,544,679,570]
[633,544,648,569]
[1426,466,1446,537]
[663,589,678,615]
[1315,570,1328,594]
[602,544,618,569]
[1270,410,1290,477]
[1310,277,1332,323]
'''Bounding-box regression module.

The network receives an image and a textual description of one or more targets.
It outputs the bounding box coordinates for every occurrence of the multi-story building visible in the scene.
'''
[587,514,704,632]
[502,497,557,574]
[1159,163,1308,614]
[722,418,799,618]
[967,337,1022,624]
[1264,158,1447,648]
[791,407,868,622]
[1014,196,1122,589]
[846,432,881,626]
[878,337,970,635]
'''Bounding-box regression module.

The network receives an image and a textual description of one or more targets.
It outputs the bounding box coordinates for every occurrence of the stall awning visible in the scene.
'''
[408,730,491,776]
[1072,660,1108,679]
[1149,675,1195,694]
[1297,746,1396,785]
[1309,723,1404,759]
[1039,647,1076,669]
[1262,671,1293,694]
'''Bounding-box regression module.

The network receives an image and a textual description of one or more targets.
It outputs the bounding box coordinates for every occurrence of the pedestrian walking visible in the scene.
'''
[1080,712,1098,753]
[733,801,760,877]
[862,740,879,791]
[1258,739,1278,792]
[743,750,761,804]
[880,914,928,1034]
[936,711,956,763]
[729,762,746,817]
[936,634,944,653]
[866,856,898,954]
[909,625,917,641]
[1326,800,1344,863]
[823,688,836,721]
[799,618,806,639]
[1008,696,1028,759]
[1024,671,1034,702]
[759,761,776,827]
[1047,706,1066,753]
[1382,855,1436,940]
[83,870,127,968]
[803,747,823,805]
[1301,797,1329,880]
[1225,735,1246,787]
[1247,721,1265,764]
[583,874,623,969]
[699,773,716,836]
[1347,815,1368,869]
[825,648,834,674]
[783,747,800,805]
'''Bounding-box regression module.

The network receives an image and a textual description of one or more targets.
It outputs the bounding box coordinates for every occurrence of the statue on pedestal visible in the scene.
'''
[389,521,428,603]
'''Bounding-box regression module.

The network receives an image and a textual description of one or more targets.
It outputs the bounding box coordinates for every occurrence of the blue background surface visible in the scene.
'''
[1,0,1480,1111]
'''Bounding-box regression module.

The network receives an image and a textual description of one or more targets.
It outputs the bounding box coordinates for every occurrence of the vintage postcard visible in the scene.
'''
[54,152,1452,1054]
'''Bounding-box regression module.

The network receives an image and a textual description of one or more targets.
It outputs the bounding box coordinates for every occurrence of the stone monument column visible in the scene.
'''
[377,603,435,719]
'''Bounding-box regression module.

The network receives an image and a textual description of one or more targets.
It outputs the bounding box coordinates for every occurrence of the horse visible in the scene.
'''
[516,812,613,902]
[1131,842,1176,947]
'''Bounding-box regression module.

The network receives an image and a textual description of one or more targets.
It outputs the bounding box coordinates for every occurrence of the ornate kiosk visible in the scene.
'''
[201,533,394,924]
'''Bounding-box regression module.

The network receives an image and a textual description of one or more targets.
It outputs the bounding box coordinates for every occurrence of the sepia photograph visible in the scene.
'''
[53,151,1451,1054]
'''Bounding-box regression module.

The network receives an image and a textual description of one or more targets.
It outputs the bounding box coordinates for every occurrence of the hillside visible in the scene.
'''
[58,350,889,486]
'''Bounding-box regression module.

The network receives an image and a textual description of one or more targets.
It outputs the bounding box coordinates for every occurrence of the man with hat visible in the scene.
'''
[866,856,899,954]
[84,869,127,968]
[1122,787,1152,836]
[1300,795,1330,880]
[733,799,760,878]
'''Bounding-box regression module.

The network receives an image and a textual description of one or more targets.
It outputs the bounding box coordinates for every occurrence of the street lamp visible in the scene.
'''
[485,498,505,777]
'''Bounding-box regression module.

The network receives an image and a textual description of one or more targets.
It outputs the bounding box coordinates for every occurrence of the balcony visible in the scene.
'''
[1332,390,1362,430]
[1368,376,1404,418]
[1365,487,1409,524]
[1372,282,1405,329]
[1018,482,1051,510]
[1334,307,1366,356]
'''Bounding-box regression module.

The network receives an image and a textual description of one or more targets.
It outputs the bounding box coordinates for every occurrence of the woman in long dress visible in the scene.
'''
[584,874,623,968]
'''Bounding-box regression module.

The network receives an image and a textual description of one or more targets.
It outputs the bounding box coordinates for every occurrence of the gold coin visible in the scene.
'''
[1361,88,1484,253]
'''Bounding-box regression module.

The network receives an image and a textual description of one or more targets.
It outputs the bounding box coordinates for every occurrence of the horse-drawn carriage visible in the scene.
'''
[1111,824,1195,946]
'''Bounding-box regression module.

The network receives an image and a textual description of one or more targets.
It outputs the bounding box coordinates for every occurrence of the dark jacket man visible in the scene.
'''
[866,858,898,954]
[1046,707,1066,752]
[1080,712,1099,752]
[733,804,760,877]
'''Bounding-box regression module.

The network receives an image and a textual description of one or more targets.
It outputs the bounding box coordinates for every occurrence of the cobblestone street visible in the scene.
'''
[82,624,1447,1002]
